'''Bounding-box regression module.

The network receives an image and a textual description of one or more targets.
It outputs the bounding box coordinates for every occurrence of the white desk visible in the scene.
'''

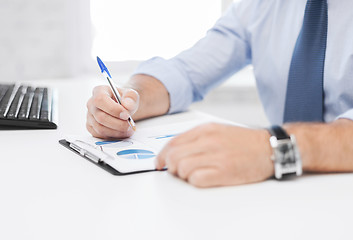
[0,78,352,240]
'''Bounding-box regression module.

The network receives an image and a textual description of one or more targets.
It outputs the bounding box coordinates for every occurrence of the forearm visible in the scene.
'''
[284,119,353,173]
[124,74,170,121]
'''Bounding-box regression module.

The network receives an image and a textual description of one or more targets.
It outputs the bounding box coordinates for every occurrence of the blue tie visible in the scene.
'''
[283,0,328,123]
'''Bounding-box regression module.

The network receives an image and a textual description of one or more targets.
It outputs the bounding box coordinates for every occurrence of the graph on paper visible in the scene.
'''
[116,149,156,160]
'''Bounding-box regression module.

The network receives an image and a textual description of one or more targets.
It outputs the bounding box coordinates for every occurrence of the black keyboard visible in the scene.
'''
[0,84,57,129]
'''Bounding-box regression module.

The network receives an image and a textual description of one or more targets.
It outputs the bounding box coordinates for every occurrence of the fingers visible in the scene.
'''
[165,152,223,188]
[86,85,140,139]
[156,141,222,188]
[155,123,240,188]
[165,149,206,175]
[88,105,130,131]
[86,121,105,139]
[161,137,214,174]
[156,124,210,169]
[156,128,219,184]
[160,143,221,187]
[188,168,221,188]
[176,155,216,180]
[90,86,127,119]
[86,112,133,139]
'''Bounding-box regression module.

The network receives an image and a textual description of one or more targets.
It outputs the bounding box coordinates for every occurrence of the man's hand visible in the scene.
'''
[86,85,139,139]
[156,123,274,188]
[86,74,170,139]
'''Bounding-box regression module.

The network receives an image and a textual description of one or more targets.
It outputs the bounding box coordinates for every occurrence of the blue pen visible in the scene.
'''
[97,56,136,131]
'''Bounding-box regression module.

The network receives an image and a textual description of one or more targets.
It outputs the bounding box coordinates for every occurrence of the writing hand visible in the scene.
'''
[86,85,139,139]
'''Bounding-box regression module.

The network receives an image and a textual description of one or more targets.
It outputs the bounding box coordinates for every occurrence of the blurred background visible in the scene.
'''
[0,0,268,127]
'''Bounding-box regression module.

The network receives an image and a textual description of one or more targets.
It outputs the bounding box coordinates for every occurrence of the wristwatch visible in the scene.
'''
[267,125,303,180]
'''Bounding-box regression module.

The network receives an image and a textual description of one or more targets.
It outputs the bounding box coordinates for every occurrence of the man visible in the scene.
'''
[86,0,353,187]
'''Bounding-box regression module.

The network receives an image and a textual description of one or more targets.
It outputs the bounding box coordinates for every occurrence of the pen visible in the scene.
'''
[96,56,136,131]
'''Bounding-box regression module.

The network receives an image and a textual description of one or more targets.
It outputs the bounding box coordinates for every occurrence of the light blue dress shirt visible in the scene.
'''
[133,0,353,125]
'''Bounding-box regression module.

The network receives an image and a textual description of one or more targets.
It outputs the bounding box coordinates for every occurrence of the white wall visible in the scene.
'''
[0,0,240,83]
[0,0,92,82]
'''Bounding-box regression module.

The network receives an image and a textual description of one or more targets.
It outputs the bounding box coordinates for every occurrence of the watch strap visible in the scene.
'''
[268,125,289,140]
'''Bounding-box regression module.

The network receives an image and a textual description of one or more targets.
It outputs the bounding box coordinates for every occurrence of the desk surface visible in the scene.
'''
[0,78,352,240]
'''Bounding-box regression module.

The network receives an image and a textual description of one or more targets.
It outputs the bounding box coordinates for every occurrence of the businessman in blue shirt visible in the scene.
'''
[86,0,353,187]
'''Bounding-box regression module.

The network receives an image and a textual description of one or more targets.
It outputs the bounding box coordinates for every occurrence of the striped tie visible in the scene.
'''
[283,0,328,123]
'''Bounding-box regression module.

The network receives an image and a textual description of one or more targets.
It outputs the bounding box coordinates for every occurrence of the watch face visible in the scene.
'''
[275,139,296,164]
[270,133,303,179]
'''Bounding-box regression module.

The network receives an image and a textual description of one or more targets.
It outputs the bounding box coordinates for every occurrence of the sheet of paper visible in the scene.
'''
[66,111,238,173]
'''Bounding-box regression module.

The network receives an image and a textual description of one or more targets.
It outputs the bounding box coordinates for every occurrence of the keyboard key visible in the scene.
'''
[0,85,10,103]
[0,84,15,118]
[29,88,44,120]
[18,87,34,119]
[7,86,27,119]
[40,88,49,121]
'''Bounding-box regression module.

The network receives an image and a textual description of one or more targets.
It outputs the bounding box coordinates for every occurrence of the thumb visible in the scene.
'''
[120,88,139,115]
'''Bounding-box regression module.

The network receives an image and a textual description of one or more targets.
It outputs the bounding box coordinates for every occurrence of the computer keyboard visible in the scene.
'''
[0,83,57,129]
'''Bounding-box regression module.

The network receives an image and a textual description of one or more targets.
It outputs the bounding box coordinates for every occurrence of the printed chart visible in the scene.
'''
[95,140,133,148]
[116,149,155,160]
[150,134,178,140]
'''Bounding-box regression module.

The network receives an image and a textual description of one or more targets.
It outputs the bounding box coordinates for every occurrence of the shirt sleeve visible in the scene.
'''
[336,109,353,121]
[133,2,253,114]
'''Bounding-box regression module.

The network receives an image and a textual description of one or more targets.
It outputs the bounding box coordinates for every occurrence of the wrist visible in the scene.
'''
[127,74,170,120]
[284,120,353,173]
[282,124,313,171]
[259,129,276,178]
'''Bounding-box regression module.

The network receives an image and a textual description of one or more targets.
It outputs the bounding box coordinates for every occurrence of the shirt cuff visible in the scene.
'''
[336,109,353,121]
[133,57,193,114]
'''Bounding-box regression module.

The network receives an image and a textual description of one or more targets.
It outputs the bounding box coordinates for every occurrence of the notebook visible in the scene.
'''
[0,83,58,129]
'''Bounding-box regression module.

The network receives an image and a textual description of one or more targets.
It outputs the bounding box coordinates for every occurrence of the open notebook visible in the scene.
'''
[59,111,239,175]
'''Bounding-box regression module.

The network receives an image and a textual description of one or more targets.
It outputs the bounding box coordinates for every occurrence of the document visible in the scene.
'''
[60,111,237,174]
